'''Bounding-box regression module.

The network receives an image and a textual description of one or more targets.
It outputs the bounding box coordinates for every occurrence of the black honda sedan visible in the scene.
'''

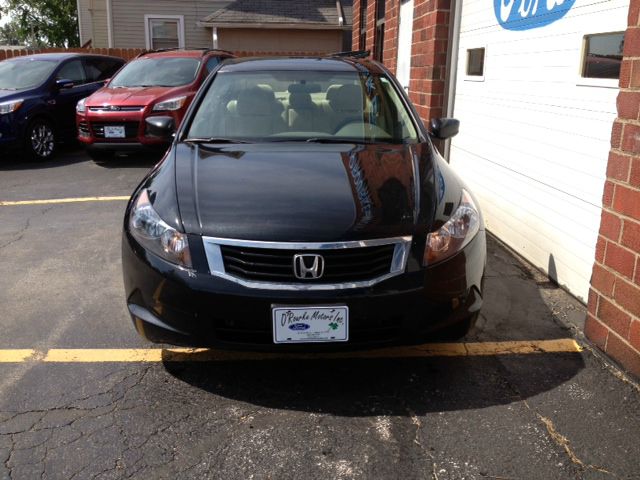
[122,56,486,350]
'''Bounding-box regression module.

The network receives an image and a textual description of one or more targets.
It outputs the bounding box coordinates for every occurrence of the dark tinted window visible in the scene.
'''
[374,0,386,61]
[110,57,200,87]
[582,32,624,79]
[57,60,87,84]
[0,59,57,90]
[205,57,221,74]
[359,0,368,49]
[466,48,485,76]
[84,57,123,82]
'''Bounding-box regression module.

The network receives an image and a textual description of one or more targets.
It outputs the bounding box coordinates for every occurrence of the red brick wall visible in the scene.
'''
[586,0,640,378]
[352,0,451,125]
[0,47,331,62]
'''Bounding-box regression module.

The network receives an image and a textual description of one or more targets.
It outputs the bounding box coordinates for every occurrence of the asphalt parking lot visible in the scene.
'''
[0,147,639,480]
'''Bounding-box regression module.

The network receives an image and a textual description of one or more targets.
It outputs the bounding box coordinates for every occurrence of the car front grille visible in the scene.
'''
[203,237,412,290]
[91,122,140,139]
[220,244,396,283]
[88,106,145,112]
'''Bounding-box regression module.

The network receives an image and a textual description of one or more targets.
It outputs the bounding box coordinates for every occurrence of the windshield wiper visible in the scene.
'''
[183,137,252,144]
[305,137,356,143]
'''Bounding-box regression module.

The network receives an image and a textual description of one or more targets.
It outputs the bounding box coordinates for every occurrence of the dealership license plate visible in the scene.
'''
[272,306,349,343]
[104,126,125,138]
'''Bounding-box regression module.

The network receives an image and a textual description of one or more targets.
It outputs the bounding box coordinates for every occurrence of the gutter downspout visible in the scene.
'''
[212,27,219,48]
[106,0,114,47]
[76,0,84,45]
[336,0,345,26]
[443,0,461,162]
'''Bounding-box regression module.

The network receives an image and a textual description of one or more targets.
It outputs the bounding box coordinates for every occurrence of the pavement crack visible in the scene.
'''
[0,218,30,251]
[536,414,617,477]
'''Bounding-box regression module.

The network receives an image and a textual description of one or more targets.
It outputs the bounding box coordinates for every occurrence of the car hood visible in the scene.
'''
[173,142,438,242]
[0,89,27,102]
[86,86,181,107]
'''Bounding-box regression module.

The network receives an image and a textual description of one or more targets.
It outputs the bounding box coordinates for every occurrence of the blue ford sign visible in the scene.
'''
[494,0,576,30]
[289,323,311,331]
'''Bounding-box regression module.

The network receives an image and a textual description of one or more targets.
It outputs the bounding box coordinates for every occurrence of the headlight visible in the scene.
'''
[129,189,192,268]
[423,189,480,266]
[0,99,23,115]
[76,97,86,113]
[152,96,187,112]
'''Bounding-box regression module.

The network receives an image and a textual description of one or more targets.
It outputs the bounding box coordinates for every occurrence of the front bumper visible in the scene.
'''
[0,112,23,151]
[77,111,172,151]
[122,231,487,351]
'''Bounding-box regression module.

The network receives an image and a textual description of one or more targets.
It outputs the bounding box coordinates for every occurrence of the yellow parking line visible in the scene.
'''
[0,339,582,363]
[0,196,130,206]
[0,349,38,362]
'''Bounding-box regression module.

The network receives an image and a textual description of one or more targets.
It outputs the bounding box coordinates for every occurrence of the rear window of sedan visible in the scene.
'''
[110,57,200,88]
[187,70,419,144]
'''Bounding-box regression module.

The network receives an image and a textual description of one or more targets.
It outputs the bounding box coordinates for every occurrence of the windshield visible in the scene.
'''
[110,57,200,88]
[187,70,419,144]
[0,59,57,90]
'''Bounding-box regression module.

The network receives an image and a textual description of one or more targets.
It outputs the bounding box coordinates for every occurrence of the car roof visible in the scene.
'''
[217,56,386,74]
[5,52,122,62]
[139,49,232,59]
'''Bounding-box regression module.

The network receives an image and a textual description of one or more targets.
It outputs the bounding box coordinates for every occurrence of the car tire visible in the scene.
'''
[87,149,116,163]
[24,118,56,161]
[434,312,478,342]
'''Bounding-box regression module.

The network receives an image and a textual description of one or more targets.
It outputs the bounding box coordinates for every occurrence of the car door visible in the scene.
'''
[52,58,96,138]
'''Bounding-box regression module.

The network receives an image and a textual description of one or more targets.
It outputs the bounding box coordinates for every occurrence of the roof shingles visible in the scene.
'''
[202,0,352,26]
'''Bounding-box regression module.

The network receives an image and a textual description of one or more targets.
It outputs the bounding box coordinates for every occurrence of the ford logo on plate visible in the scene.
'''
[289,323,310,331]
[494,0,576,31]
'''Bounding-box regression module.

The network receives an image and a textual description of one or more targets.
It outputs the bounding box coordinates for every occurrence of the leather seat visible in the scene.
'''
[288,92,330,132]
[327,84,364,132]
[224,86,286,136]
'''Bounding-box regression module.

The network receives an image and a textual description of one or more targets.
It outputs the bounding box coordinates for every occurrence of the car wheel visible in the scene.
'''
[434,312,478,342]
[87,149,116,163]
[25,119,56,161]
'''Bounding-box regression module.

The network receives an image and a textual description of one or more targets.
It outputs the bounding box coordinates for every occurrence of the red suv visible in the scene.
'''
[76,49,233,161]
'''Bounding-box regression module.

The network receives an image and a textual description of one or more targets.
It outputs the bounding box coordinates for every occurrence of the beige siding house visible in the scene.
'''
[77,0,352,53]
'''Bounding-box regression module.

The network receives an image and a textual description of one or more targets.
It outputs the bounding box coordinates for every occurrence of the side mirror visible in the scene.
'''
[145,116,175,139]
[55,78,75,90]
[430,118,460,140]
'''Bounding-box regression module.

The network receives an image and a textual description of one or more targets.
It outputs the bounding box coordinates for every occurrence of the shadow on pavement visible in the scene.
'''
[162,352,584,416]
[163,235,586,416]
[0,145,88,171]
[92,152,164,169]
[0,146,161,171]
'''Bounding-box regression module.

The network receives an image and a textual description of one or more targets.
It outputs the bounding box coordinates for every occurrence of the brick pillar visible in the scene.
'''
[352,0,362,49]
[585,0,640,378]
[351,0,451,126]
[409,0,450,124]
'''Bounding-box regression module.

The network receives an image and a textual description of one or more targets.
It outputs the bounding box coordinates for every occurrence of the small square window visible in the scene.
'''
[582,32,624,79]
[466,48,485,77]
[145,15,185,50]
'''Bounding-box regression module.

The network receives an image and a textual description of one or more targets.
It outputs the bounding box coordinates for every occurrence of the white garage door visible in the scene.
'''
[449,0,629,301]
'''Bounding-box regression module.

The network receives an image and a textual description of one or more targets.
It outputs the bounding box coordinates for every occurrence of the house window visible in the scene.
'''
[144,15,185,50]
[374,0,385,61]
[582,32,624,79]
[466,48,485,76]
[359,0,368,50]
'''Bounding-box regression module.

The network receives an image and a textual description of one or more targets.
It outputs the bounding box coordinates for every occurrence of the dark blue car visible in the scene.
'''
[0,53,125,160]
